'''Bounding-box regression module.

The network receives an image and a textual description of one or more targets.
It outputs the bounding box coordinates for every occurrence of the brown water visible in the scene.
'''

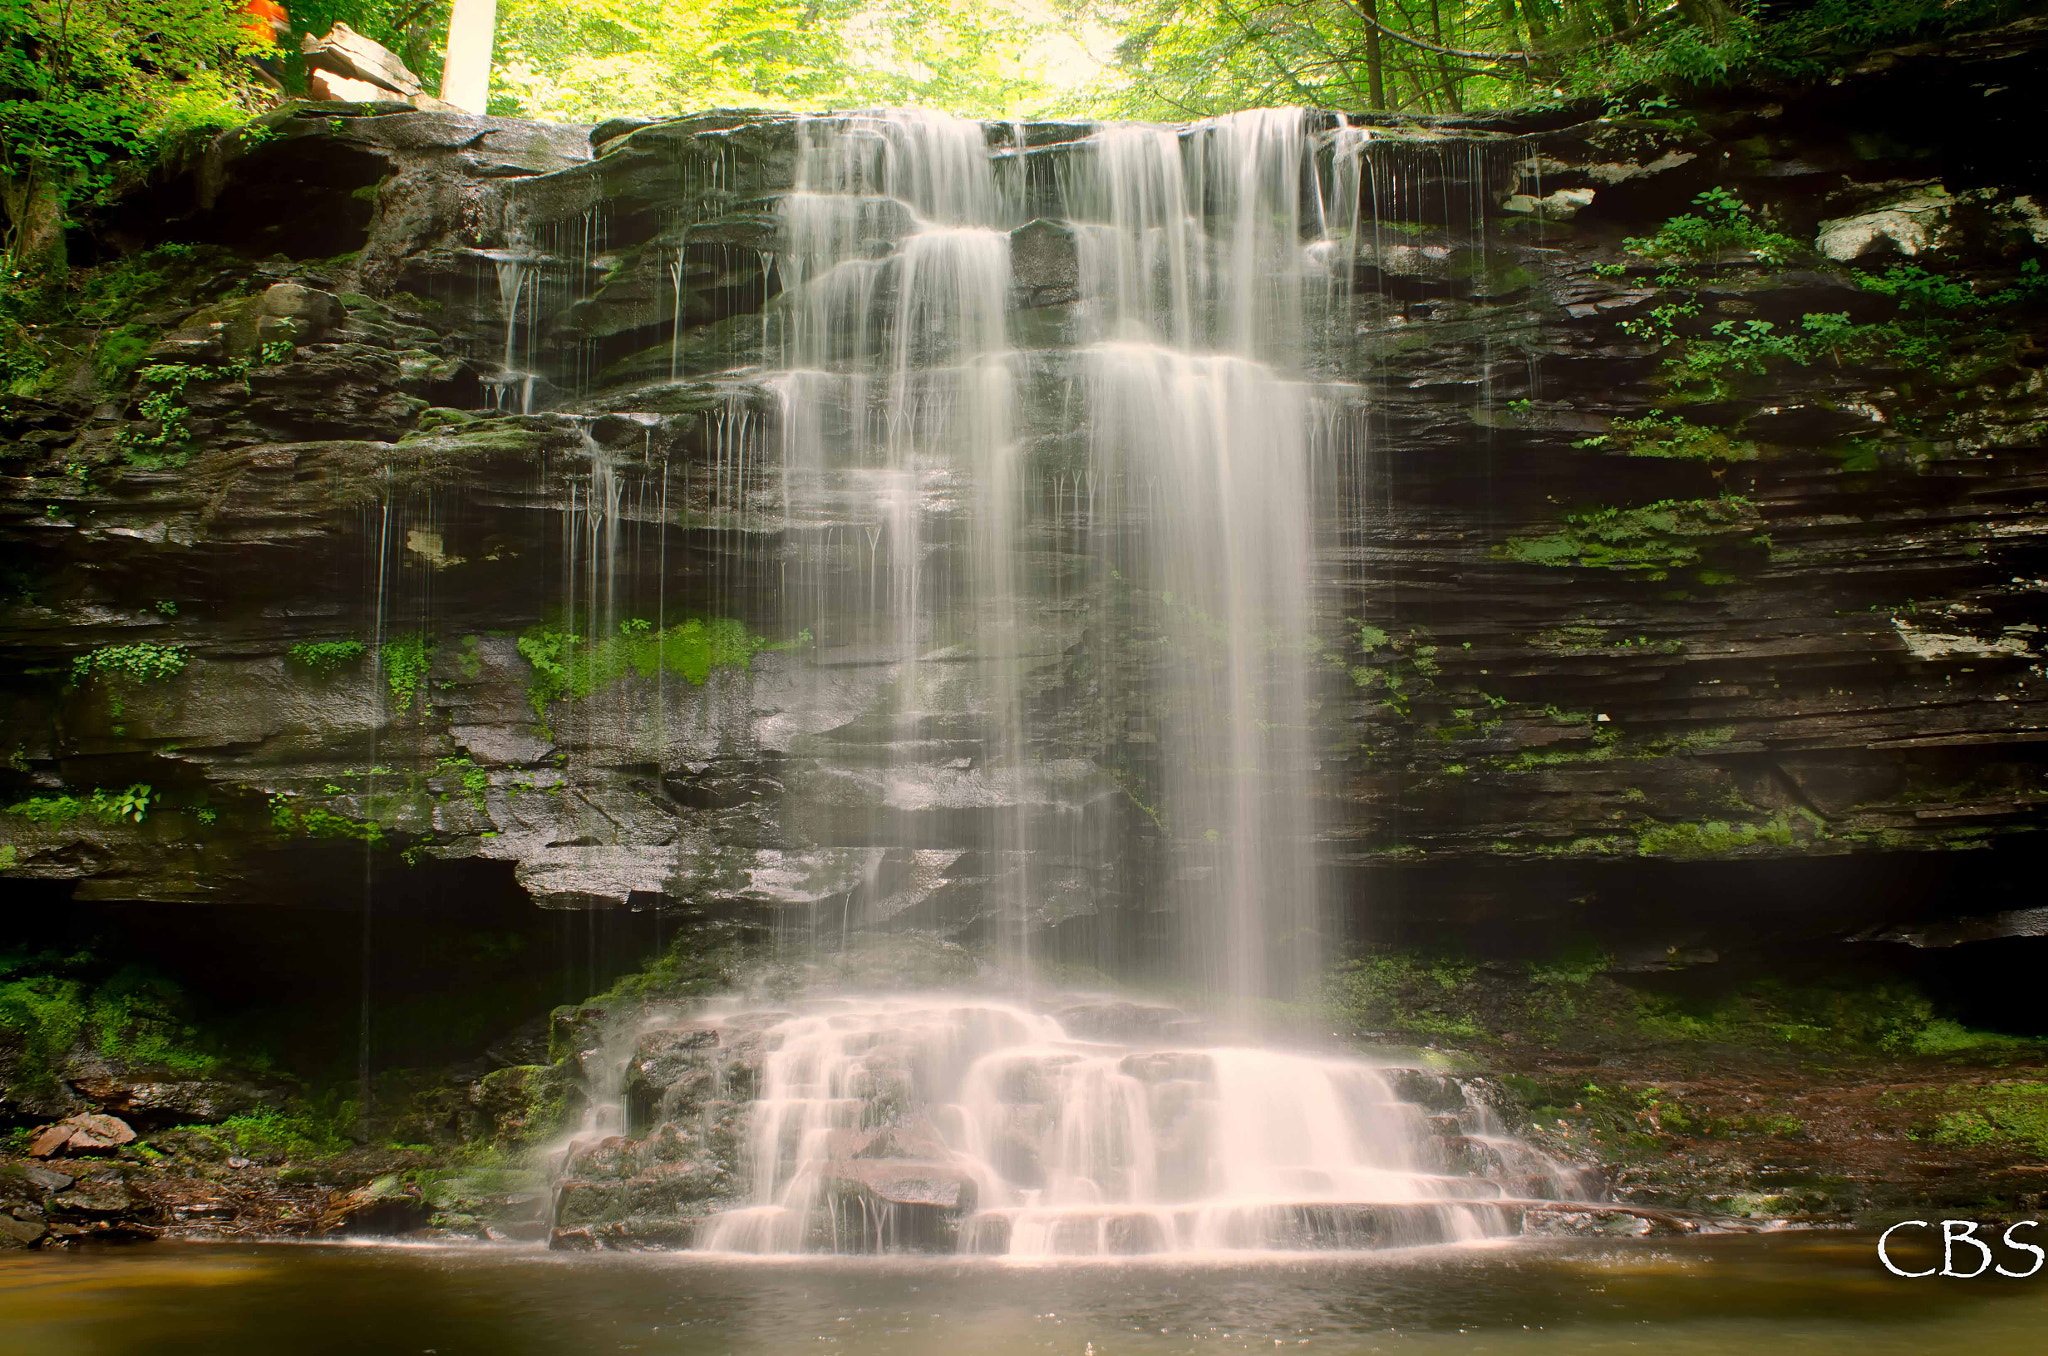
[0,1233,2041,1354]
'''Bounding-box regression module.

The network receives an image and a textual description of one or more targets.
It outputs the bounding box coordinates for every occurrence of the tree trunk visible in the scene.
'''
[1429,0,1464,111]
[1363,0,1387,109]
[439,0,499,114]
[1,168,67,275]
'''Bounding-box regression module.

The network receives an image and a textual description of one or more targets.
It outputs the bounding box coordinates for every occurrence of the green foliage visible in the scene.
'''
[71,641,188,685]
[185,1100,359,1161]
[1576,411,1759,463]
[1622,236,2046,403]
[0,969,85,1094]
[1924,1083,2048,1158]
[0,949,229,1093]
[3,244,235,396]
[269,794,384,845]
[1623,189,1803,280]
[6,783,156,826]
[380,634,432,712]
[518,616,775,720]
[1347,625,1444,719]
[288,638,369,676]
[116,347,286,461]
[1057,0,2037,120]
[1500,496,1762,580]
[1633,977,1943,1053]
[0,0,259,222]
[1326,951,1482,1042]
[1635,812,1804,858]
[492,0,1067,120]
[438,757,491,811]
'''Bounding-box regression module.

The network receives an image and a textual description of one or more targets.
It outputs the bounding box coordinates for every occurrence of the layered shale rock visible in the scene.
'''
[3,20,2047,968]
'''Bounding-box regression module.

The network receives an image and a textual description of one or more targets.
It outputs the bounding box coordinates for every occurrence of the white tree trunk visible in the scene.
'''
[439,0,499,115]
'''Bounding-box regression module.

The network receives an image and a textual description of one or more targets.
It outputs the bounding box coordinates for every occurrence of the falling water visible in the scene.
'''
[539,110,1579,1258]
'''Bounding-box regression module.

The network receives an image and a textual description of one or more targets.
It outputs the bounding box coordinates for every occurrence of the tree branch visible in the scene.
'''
[1341,0,1684,66]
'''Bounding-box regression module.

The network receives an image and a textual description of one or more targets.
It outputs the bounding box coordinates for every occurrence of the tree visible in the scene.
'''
[0,0,260,269]
[490,0,1071,120]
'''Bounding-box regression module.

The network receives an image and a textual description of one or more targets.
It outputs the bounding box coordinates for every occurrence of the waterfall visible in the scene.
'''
[528,109,1601,1260]
[1060,110,1325,1008]
[762,108,1332,1002]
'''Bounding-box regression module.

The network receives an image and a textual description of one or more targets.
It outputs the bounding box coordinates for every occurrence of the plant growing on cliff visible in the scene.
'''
[269,793,384,845]
[0,948,231,1093]
[1623,188,1802,282]
[7,783,155,826]
[517,615,778,721]
[1922,1082,2048,1158]
[1499,496,1764,581]
[380,634,432,712]
[1575,411,1760,463]
[288,638,368,676]
[71,641,188,686]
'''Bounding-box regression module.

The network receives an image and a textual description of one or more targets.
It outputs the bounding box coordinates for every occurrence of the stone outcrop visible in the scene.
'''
[3,18,2048,977]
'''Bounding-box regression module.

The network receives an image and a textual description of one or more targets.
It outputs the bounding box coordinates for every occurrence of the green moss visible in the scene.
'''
[269,794,384,845]
[1622,189,1802,280]
[1499,496,1762,580]
[0,971,87,1095]
[92,323,157,389]
[437,757,490,811]
[1635,812,1808,858]
[0,951,231,1092]
[88,968,222,1076]
[518,616,784,721]
[1921,1082,2048,1158]
[1326,951,1483,1042]
[184,1101,358,1161]
[1632,978,1946,1053]
[1530,624,1685,655]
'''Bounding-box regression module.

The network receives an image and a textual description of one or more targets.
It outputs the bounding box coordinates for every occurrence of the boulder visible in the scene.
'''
[822,1160,976,1211]
[256,282,347,343]
[301,22,423,100]
[1816,184,1952,260]
[30,1113,137,1158]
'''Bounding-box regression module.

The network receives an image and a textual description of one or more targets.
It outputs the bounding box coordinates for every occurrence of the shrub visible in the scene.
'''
[288,639,368,676]
[70,642,187,685]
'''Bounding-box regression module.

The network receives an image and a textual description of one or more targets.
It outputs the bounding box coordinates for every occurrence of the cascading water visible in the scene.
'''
[543,108,1594,1258]
[674,994,1589,1258]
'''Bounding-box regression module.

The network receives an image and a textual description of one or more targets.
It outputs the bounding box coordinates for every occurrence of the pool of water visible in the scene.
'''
[0,1233,2039,1354]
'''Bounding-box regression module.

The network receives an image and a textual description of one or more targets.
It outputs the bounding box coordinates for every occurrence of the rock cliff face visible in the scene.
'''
[4,21,2048,980]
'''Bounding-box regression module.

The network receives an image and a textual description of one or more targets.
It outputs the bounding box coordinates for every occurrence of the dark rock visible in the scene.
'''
[0,1213,48,1248]
[1521,1203,1702,1237]
[822,1160,976,1210]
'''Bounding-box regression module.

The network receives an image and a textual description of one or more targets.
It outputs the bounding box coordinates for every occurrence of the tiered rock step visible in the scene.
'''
[958,1198,1544,1256]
